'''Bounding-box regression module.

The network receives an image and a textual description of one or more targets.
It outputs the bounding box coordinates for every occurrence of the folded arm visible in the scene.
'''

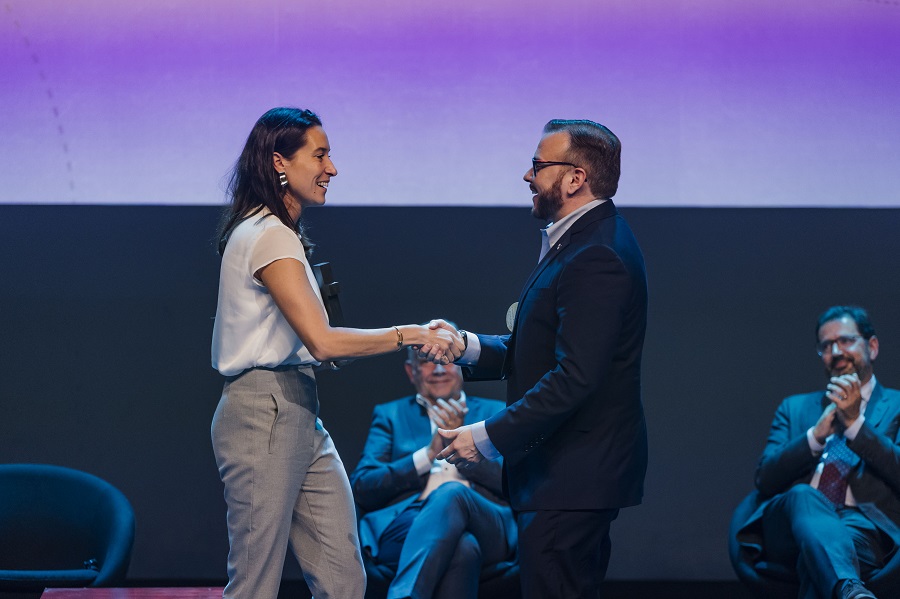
[755,399,825,498]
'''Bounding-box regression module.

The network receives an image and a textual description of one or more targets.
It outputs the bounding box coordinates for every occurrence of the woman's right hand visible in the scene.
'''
[416,322,464,363]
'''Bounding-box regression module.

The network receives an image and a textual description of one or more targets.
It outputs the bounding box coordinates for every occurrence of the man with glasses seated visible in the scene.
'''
[350,346,516,599]
[737,306,900,599]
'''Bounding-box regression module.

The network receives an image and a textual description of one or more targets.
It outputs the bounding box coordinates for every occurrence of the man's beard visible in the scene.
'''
[531,172,565,221]
[827,354,871,380]
[828,356,857,376]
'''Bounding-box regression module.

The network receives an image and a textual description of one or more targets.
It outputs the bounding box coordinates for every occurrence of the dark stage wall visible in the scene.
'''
[2,205,899,582]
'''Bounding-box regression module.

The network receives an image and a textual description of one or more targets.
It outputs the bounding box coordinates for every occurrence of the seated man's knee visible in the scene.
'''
[782,484,826,504]
[426,481,471,509]
[774,484,834,518]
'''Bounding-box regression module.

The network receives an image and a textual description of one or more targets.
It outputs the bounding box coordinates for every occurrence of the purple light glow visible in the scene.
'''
[1,0,898,206]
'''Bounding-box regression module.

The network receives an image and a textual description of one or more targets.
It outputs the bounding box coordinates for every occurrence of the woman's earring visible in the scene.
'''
[279,172,288,188]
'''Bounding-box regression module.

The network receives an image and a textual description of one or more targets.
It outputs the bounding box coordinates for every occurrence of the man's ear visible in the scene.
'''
[566,167,588,195]
[868,335,879,361]
[404,361,416,385]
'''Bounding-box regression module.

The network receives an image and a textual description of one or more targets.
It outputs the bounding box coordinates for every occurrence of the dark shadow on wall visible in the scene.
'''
[1,205,899,582]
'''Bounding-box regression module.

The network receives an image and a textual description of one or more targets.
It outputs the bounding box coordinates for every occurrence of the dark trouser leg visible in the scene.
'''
[377,502,424,567]
[839,508,891,584]
[432,532,482,599]
[517,508,619,599]
[378,504,483,599]
[387,482,515,599]
[762,485,859,599]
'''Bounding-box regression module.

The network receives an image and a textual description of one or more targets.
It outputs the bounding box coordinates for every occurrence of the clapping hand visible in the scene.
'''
[827,373,863,426]
[426,398,468,460]
[812,403,837,444]
[427,398,468,430]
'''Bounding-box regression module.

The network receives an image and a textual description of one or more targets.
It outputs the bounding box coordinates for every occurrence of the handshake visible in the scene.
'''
[414,319,467,365]
[408,319,485,468]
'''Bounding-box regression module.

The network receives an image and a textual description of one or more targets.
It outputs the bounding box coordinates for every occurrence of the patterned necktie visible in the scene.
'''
[817,434,854,507]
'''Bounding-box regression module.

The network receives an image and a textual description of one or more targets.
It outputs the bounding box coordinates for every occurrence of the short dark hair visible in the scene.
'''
[816,305,876,340]
[543,119,621,199]
[217,107,323,255]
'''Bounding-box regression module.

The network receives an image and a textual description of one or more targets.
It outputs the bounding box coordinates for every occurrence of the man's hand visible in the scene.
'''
[418,319,464,364]
[812,403,837,445]
[425,399,468,461]
[427,430,446,462]
[436,425,484,469]
[427,398,468,430]
[827,373,863,427]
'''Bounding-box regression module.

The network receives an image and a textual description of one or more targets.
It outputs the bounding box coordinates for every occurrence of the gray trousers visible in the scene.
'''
[211,366,365,599]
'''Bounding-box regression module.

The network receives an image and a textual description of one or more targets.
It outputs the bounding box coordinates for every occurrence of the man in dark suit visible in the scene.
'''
[350,347,516,599]
[737,306,900,599]
[435,119,649,598]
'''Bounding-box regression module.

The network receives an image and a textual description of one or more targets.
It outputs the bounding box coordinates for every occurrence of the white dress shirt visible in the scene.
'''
[410,393,471,499]
[211,209,324,376]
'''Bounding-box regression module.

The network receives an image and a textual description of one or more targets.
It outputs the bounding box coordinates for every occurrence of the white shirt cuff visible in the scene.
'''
[471,421,501,460]
[843,415,865,441]
[412,447,434,475]
[807,427,826,454]
[456,332,481,365]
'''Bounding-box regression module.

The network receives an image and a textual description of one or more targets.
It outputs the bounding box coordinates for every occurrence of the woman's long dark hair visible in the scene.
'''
[217,107,322,255]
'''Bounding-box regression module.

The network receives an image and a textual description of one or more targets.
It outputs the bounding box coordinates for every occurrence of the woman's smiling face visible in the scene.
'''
[274,125,337,218]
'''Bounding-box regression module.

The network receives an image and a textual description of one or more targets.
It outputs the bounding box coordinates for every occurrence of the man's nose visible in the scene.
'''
[433,363,446,374]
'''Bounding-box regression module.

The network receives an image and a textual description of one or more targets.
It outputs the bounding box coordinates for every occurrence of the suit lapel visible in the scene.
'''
[845,386,888,478]
[809,392,829,428]
[400,396,433,450]
[501,202,617,378]
[863,383,889,429]
[511,201,618,328]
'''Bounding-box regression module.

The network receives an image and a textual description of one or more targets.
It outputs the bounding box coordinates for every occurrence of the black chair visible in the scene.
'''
[0,464,135,594]
[729,490,900,598]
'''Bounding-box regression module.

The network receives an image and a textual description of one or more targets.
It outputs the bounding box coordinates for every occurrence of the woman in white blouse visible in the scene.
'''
[210,107,463,599]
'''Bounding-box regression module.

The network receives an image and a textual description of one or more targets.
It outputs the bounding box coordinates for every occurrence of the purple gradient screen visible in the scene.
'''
[2,0,899,207]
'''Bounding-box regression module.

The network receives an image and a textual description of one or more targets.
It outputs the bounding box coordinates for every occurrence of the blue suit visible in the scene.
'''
[737,384,900,598]
[350,395,516,599]
[466,200,649,596]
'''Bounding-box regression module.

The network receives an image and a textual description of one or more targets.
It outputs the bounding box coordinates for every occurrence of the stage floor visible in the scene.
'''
[42,591,224,599]
[33,583,753,599]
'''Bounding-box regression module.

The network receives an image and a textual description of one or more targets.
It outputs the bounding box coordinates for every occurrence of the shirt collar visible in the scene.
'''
[861,374,876,405]
[543,199,606,249]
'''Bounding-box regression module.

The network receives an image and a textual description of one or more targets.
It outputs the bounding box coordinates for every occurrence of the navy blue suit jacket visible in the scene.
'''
[350,395,509,560]
[738,383,900,552]
[466,200,649,511]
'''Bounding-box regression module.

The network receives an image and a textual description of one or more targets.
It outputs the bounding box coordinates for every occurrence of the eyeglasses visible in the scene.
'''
[532,159,578,179]
[816,335,863,357]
